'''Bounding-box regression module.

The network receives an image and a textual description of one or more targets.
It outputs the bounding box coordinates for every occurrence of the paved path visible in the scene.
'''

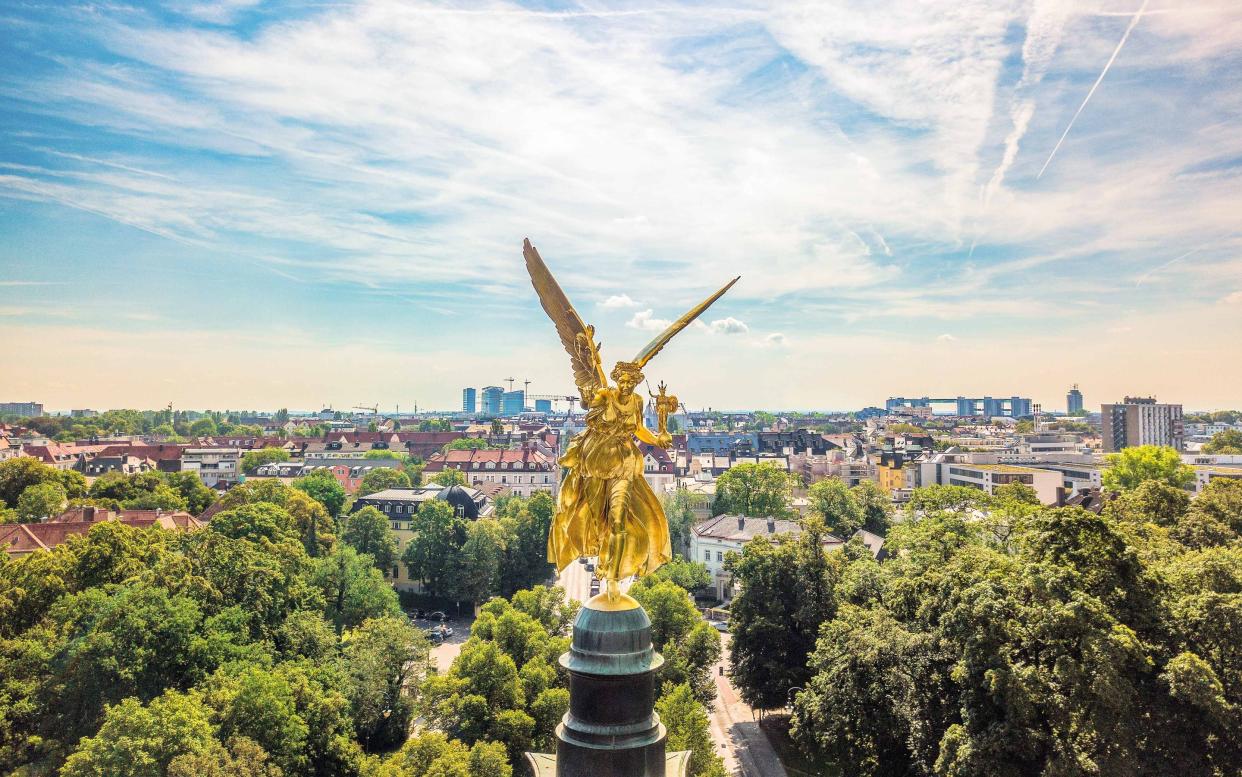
[710,635,789,777]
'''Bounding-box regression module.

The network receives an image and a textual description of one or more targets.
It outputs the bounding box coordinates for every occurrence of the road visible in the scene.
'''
[556,557,633,603]
[708,634,789,777]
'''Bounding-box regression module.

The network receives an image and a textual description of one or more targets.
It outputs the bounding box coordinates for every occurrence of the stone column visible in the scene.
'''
[526,595,689,777]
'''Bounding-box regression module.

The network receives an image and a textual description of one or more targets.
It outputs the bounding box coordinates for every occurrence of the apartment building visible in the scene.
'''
[1101,397,1184,453]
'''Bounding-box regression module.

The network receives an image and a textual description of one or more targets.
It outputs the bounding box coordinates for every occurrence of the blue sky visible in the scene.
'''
[1,0,1240,412]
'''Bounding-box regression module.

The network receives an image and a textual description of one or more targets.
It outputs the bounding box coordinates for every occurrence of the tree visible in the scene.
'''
[356,468,412,498]
[498,494,555,595]
[807,479,864,537]
[0,457,86,507]
[636,555,710,592]
[294,470,347,518]
[403,500,466,600]
[727,519,841,710]
[656,683,727,777]
[343,616,430,751]
[342,506,398,573]
[712,462,792,517]
[1103,445,1195,491]
[851,480,894,535]
[430,469,467,487]
[60,691,219,777]
[661,489,699,557]
[453,519,507,604]
[363,449,398,460]
[200,664,309,775]
[163,471,216,515]
[241,447,290,474]
[189,417,219,437]
[1203,429,1242,455]
[312,547,401,632]
[16,481,67,521]
[168,736,282,777]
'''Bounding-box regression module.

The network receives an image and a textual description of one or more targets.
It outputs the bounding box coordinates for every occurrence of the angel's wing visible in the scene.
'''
[523,239,607,404]
[633,276,740,369]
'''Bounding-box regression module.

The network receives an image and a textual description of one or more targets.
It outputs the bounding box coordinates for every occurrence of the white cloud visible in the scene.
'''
[626,309,672,331]
[709,317,749,335]
[601,294,640,309]
[765,332,787,346]
[1222,290,1242,305]
[936,333,957,342]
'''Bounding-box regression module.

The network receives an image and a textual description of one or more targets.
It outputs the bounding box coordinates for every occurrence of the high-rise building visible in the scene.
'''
[1067,385,1083,415]
[1101,397,1184,453]
[534,399,552,413]
[481,386,504,416]
[502,390,526,415]
[0,401,43,417]
[462,388,477,414]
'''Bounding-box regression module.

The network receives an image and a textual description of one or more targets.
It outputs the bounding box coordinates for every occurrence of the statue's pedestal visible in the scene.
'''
[525,595,690,777]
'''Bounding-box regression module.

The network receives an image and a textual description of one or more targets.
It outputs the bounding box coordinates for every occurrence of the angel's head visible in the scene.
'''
[610,361,644,396]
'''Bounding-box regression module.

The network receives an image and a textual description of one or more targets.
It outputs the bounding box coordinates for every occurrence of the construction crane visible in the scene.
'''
[504,377,515,392]
[523,378,531,395]
[353,404,379,416]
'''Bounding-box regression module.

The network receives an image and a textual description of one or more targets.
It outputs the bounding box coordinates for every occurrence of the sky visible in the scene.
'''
[1,0,1240,413]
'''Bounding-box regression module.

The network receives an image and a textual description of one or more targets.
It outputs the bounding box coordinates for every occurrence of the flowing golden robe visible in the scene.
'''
[548,387,671,580]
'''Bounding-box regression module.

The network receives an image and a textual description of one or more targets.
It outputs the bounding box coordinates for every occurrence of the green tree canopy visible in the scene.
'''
[293,470,347,518]
[807,478,865,537]
[1203,429,1242,454]
[241,447,291,474]
[16,481,67,521]
[1103,444,1195,491]
[342,506,399,573]
[356,467,412,497]
[712,462,792,517]
[430,469,467,487]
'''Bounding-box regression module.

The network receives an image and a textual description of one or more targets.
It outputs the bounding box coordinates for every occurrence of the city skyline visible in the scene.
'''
[2,1,1241,410]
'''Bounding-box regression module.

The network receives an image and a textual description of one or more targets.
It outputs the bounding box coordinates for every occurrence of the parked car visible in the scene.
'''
[426,611,450,623]
[578,557,588,565]
[707,620,729,633]
[585,563,595,573]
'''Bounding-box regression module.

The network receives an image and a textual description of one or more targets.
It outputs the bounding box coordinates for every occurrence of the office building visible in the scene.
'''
[462,388,477,414]
[1101,397,1184,453]
[480,386,504,416]
[1067,384,1083,415]
[534,398,552,413]
[502,390,525,415]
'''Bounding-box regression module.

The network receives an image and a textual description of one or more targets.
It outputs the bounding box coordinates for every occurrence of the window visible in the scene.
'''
[392,565,399,579]
[716,551,723,562]
[704,549,711,561]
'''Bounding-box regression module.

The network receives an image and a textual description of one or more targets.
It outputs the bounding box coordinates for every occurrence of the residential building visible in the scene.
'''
[350,485,494,590]
[181,448,241,487]
[940,462,1061,504]
[423,447,559,498]
[298,457,403,492]
[1101,397,1184,453]
[84,444,185,475]
[0,402,43,417]
[1067,385,1084,415]
[21,442,109,471]
[480,386,504,416]
[1,506,202,558]
[638,443,675,494]
[691,514,846,599]
[462,388,477,414]
[1192,465,1242,494]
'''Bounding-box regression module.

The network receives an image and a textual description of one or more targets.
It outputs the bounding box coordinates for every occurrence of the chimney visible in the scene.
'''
[767,518,776,534]
[737,515,745,531]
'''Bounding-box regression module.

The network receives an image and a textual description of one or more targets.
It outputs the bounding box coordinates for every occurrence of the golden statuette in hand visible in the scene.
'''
[523,238,738,608]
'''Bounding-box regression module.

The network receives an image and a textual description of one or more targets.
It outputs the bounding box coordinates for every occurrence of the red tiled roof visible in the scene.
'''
[3,511,203,556]
[424,448,556,471]
[97,443,186,461]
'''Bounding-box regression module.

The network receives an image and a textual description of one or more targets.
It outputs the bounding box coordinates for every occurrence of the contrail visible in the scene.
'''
[1135,247,1198,287]
[1037,0,1150,179]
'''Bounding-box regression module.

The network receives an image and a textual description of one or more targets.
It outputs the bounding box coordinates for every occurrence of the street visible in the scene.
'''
[708,634,790,777]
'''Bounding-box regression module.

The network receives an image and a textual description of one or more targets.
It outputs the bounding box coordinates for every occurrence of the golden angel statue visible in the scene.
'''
[523,238,738,605]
